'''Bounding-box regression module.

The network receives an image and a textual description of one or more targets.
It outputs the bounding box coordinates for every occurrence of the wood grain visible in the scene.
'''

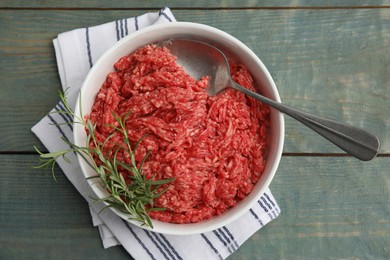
[2,0,390,9]
[0,0,390,260]
[1,155,388,259]
[2,2,390,260]
[1,9,388,152]
[0,155,129,259]
[235,155,390,259]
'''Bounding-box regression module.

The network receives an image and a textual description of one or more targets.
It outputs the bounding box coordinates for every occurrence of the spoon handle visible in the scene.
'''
[230,81,380,161]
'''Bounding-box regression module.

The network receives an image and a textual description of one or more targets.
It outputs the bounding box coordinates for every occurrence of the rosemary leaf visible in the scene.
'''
[34,91,175,228]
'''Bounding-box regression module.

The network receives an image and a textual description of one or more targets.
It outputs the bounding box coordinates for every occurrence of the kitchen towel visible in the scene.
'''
[32,7,281,260]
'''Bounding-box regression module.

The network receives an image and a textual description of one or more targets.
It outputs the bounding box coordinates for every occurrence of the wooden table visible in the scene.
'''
[1,1,389,259]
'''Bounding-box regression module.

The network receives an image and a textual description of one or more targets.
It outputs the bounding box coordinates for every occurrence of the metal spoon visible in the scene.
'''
[163,39,380,161]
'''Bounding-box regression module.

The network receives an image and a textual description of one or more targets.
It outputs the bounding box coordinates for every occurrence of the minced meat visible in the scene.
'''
[88,44,270,224]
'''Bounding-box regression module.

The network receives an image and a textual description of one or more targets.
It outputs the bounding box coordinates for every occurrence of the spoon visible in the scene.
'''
[163,39,380,161]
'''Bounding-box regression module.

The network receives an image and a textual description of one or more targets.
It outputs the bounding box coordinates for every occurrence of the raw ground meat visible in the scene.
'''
[88,44,270,224]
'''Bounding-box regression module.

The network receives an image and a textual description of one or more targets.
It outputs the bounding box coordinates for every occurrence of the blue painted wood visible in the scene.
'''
[2,0,390,8]
[0,9,389,152]
[1,155,389,259]
[0,3,389,260]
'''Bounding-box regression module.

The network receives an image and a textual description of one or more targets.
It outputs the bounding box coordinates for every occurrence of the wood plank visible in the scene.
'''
[233,155,390,259]
[1,9,389,152]
[1,155,389,259]
[0,106,56,151]
[0,51,61,151]
[0,155,130,259]
[2,0,390,9]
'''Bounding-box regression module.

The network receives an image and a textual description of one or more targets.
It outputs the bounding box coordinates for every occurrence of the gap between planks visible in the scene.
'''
[1,6,390,11]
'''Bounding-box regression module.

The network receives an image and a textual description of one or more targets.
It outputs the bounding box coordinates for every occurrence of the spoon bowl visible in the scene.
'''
[164,39,380,161]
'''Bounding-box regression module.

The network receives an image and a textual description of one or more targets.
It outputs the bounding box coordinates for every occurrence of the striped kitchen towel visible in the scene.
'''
[32,7,281,260]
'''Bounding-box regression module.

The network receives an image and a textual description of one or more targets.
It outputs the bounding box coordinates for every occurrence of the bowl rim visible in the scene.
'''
[73,21,284,235]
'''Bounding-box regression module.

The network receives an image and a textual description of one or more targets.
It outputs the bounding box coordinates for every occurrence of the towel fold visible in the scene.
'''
[32,7,280,260]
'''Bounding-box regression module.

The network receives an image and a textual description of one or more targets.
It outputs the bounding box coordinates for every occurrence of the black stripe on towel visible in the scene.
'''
[85,27,93,68]
[123,221,156,260]
[250,208,264,227]
[47,114,73,151]
[201,233,223,260]
[143,230,171,259]
[115,20,120,41]
[258,199,268,213]
[157,233,183,260]
[263,192,276,207]
[54,104,73,132]
[134,16,139,31]
[222,226,239,249]
[124,18,128,36]
[213,229,232,254]
[258,200,274,220]
[119,19,124,38]
[217,228,236,252]
[159,8,173,22]
[217,227,238,252]
[263,192,280,215]
[57,102,73,124]
[260,196,272,210]
[261,195,278,218]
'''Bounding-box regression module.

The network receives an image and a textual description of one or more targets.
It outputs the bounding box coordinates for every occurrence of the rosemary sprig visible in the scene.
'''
[35,91,175,228]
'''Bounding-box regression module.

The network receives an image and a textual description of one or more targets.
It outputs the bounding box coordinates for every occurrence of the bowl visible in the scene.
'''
[73,22,284,235]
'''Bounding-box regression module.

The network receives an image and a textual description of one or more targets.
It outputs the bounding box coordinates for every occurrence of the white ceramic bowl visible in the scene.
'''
[74,22,284,235]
